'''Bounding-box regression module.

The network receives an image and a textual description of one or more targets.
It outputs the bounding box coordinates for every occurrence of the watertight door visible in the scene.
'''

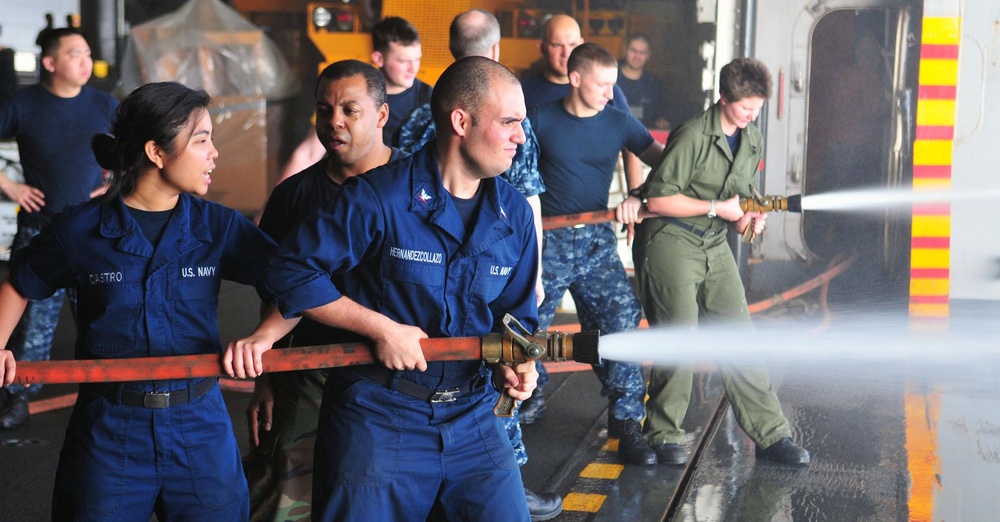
[800,5,915,282]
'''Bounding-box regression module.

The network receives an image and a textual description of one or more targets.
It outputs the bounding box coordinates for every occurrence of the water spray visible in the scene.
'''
[597,312,1000,375]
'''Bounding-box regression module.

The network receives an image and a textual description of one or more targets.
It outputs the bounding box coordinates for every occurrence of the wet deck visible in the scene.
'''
[2,280,999,520]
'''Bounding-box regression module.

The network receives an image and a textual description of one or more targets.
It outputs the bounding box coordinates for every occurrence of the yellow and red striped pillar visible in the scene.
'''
[909,11,960,319]
[905,4,960,520]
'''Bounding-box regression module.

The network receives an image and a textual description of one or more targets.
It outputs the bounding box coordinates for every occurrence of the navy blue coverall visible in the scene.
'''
[9,194,275,520]
[265,144,539,522]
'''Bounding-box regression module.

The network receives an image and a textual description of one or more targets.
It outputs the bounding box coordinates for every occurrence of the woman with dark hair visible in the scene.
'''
[0,81,275,520]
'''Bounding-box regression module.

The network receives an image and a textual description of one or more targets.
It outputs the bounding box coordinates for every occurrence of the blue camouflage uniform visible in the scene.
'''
[530,100,652,424]
[9,194,275,520]
[519,73,635,396]
[398,102,544,467]
[264,144,539,522]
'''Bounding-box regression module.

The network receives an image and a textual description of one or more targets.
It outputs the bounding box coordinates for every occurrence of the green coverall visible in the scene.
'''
[633,102,792,448]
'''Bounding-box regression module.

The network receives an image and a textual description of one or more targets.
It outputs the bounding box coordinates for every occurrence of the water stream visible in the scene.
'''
[799,186,1000,212]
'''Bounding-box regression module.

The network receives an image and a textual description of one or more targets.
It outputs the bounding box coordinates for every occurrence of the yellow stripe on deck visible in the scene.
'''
[563,492,607,513]
[580,463,624,480]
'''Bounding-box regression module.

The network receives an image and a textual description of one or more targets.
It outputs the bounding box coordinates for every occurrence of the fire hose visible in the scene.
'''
[13,315,600,417]
[14,194,827,417]
[542,209,624,230]
[540,194,802,235]
[747,255,855,315]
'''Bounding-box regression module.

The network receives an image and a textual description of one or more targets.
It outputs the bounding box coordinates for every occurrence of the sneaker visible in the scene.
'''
[616,419,657,466]
[525,488,562,521]
[519,389,546,425]
[755,437,810,466]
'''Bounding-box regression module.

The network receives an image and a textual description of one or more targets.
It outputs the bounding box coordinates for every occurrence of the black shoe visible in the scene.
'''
[519,390,546,425]
[617,419,657,466]
[756,437,810,466]
[525,488,562,521]
[607,409,622,438]
[652,443,688,466]
[0,390,29,430]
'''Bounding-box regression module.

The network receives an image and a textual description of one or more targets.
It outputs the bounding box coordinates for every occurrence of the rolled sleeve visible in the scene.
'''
[9,226,72,300]
[266,271,344,319]
[10,257,59,300]
[264,178,382,319]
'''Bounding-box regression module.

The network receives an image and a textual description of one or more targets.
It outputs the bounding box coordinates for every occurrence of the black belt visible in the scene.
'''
[85,377,217,409]
[663,217,726,238]
[354,365,486,403]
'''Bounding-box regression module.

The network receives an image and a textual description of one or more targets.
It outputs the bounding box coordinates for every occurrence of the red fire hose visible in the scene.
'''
[747,256,855,314]
[13,338,482,386]
[13,211,853,414]
[542,209,618,230]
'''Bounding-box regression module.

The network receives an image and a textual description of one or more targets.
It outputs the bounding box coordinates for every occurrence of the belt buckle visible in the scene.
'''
[143,392,171,409]
[430,387,461,403]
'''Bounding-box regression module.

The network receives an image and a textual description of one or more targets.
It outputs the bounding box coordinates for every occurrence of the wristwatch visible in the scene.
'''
[628,188,647,205]
[707,200,717,219]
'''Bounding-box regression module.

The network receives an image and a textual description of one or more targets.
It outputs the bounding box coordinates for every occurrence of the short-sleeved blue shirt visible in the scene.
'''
[0,84,118,224]
[529,100,654,216]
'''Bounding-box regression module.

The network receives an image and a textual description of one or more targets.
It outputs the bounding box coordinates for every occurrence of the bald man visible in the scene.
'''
[397,11,562,520]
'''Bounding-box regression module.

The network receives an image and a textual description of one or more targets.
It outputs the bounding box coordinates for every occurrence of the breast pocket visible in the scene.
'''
[469,261,511,302]
[381,257,446,322]
[169,278,221,350]
[77,282,143,356]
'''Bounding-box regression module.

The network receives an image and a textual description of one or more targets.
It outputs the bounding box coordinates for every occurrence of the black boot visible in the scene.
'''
[652,443,688,466]
[524,488,562,521]
[755,437,810,466]
[0,390,29,430]
[616,419,657,466]
[519,389,546,425]
[607,408,622,438]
